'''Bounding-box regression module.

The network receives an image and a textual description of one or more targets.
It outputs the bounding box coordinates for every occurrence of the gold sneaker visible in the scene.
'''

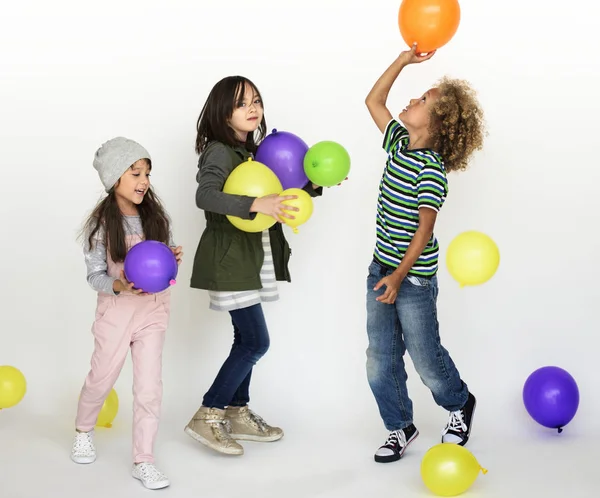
[225,406,284,442]
[184,406,244,455]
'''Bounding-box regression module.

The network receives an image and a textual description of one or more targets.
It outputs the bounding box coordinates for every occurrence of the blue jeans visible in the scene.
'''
[203,304,270,409]
[366,260,468,431]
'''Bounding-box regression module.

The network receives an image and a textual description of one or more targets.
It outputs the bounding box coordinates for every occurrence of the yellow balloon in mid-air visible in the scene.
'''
[446,231,500,287]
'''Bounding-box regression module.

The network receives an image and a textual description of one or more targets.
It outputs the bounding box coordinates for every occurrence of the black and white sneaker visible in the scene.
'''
[442,392,476,446]
[374,424,419,463]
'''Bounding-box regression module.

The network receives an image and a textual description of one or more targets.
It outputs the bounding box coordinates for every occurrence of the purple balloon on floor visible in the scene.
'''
[522,366,579,433]
[124,240,178,293]
[255,129,309,190]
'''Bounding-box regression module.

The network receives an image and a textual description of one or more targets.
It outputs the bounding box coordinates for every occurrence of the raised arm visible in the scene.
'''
[365,44,435,133]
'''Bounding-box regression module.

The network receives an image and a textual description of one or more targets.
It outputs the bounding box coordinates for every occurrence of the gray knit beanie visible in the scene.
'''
[93,137,151,192]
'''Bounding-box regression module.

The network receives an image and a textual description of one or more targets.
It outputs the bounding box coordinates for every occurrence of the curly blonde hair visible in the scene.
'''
[429,77,486,172]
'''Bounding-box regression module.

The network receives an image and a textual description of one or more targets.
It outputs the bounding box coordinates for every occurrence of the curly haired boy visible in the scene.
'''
[364,43,486,463]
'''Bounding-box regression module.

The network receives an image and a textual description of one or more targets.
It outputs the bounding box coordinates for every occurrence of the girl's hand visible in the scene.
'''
[171,246,183,265]
[250,194,299,223]
[114,270,148,295]
[398,43,436,65]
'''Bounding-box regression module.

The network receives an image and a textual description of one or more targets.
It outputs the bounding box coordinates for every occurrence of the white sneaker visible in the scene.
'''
[132,463,170,490]
[71,430,96,464]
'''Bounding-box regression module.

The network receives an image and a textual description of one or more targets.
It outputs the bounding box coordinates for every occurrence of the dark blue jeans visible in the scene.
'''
[366,260,468,431]
[203,304,270,409]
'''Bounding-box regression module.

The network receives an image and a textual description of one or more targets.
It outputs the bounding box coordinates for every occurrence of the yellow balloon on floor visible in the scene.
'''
[0,365,27,409]
[223,158,283,232]
[96,388,119,428]
[280,188,313,234]
[421,444,487,496]
[446,231,500,287]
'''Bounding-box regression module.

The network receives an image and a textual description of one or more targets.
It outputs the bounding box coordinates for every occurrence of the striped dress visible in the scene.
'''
[208,230,279,312]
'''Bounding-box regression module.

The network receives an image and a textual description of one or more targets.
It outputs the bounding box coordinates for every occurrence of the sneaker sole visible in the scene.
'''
[184,427,243,455]
[71,454,96,464]
[132,473,170,490]
[374,429,419,463]
[229,432,284,442]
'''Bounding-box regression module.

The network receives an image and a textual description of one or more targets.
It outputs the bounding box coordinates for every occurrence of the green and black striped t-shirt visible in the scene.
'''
[373,119,448,277]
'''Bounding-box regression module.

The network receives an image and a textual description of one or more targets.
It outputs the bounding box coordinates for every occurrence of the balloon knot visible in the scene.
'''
[293,228,299,234]
[272,128,277,133]
[105,423,112,428]
[169,279,176,286]
[480,467,488,475]
[558,427,563,434]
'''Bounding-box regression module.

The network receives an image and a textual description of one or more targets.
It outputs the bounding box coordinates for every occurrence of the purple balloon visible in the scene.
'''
[523,366,579,433]
[124,240,178,293]
[255,129,309,190]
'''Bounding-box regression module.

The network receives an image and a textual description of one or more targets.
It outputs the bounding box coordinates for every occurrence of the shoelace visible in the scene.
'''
[136,463,166,481]
[205,417,233,441]
[246,410,269,431]
[73,433,93,451]
[384,429,407,448]
[442,410,466,435]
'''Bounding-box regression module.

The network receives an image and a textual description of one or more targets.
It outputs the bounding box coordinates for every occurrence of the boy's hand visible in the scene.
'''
[398,43,436,65]
[374,272,404,304]
[171,246,183,265]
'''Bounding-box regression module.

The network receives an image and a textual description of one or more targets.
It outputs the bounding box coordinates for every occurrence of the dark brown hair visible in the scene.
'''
[82,160,171,262]
[195,75,267,155]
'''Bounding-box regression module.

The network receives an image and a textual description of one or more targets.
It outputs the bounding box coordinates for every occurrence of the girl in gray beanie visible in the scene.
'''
[71,137,182,490]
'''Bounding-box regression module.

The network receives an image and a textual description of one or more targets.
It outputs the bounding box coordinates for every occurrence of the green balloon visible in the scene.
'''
[303,141,350,187]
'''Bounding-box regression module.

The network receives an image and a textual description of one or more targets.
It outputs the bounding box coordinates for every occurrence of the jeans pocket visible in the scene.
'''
[406,275,430,288]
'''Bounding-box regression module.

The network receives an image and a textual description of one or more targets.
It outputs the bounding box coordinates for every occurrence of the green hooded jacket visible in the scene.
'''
[190,141,322,291]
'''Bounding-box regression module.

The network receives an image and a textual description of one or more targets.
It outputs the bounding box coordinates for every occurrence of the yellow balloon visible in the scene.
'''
[446,231,500,287]
[0,365,27,409]
[421,444,487,496]
[96,388,119,428]
[223,158,283,232]
[280,188,314,234]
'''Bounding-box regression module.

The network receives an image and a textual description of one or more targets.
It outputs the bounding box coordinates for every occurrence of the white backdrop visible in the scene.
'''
[1,0,599,495]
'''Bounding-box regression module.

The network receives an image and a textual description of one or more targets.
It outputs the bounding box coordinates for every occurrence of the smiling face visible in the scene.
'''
[228,82,264,142]
[398,87,440,132]
[114,159,151,214]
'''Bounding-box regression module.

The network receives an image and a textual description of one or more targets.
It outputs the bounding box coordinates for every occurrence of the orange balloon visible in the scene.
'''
[398,0,461,53]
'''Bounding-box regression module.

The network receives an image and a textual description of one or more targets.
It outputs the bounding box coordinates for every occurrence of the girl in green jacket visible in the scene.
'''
[185,75,322,456]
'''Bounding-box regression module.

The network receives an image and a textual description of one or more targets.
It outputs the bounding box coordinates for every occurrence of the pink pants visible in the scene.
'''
[76,292,170,463]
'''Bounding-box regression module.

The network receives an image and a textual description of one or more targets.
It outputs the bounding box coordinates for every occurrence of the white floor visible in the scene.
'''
[1,405,596,498]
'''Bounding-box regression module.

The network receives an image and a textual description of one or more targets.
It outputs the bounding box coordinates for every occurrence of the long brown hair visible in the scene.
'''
[195,75,267,155]
[82,163,171,262]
